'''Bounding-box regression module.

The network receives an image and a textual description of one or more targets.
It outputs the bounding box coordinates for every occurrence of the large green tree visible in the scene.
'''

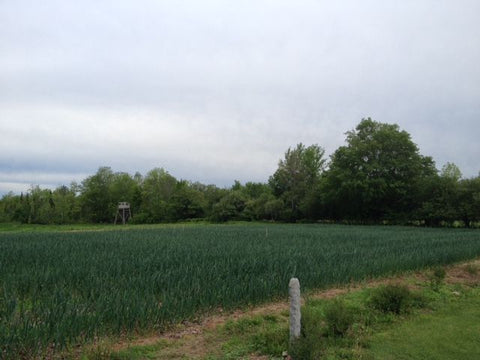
[168,181,207,221]
[139,168,177,222]
[211,190,248,222]
[418,163,462,226]
[80,167,115,222]
[0,192,25,222]
[323,118,436,221]
[269,143,326,220]
[190,182,227,218]
[51,185,80,224]
[457,175,480,227]
[109,172,141,216]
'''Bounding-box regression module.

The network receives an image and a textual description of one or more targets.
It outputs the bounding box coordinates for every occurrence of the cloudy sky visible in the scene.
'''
[1,0,479,194]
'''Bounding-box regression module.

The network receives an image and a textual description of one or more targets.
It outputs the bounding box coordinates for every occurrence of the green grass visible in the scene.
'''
[98,265,480,360]
[287,272,480,360]
[0,221,213,233]
[107,313,289,360]
[110,274,480,360]
[1,224,480,358]
[99,339,172,360]
[218,313,288,358]
[0,222,111,232]
[366,288,480,359]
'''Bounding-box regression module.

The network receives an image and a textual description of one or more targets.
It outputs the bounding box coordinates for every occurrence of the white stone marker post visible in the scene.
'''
[289,277,301,342]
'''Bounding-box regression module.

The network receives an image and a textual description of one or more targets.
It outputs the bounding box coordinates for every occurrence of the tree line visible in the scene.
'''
[1,118,479,227]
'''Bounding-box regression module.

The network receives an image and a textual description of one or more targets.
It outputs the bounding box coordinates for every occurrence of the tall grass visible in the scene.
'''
[0,224,479,358]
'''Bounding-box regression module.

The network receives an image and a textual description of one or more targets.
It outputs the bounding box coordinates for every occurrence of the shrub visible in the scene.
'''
[251,326,288,356]
[324,300,354,337]
[128,212,152,224]
[289,306,323,360]
[289,300,356,359]
[370,284,413,314]
[430,266,446,291]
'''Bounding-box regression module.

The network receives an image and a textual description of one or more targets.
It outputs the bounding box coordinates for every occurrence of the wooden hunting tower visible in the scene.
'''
[114,202,132,225]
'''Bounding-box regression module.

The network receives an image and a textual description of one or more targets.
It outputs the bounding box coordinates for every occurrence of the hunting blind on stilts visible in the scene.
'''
[114,202,131,225]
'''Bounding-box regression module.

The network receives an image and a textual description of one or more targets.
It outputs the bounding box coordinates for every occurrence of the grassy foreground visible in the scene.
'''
[104,260,480,360]
[365,287,480,359]
[1,224,479,358]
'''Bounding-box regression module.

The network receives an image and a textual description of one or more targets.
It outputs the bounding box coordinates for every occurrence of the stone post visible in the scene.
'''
[289,277,301,342]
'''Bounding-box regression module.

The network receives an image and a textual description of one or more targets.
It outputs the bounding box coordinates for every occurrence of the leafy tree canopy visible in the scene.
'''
[269,143,326,220]
[441,162,462,181]
[324,118,436,221]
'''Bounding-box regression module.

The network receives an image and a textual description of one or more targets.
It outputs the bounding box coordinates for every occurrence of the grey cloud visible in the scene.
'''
[1,0,479,194]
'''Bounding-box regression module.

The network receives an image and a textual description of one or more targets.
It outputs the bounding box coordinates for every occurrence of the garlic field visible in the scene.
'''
[1,224,479,358]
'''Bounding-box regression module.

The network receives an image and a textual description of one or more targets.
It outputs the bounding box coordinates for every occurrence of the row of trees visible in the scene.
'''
[1,118,479,226]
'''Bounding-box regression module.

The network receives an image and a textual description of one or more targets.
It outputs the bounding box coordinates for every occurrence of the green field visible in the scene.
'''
[1,224,479,358]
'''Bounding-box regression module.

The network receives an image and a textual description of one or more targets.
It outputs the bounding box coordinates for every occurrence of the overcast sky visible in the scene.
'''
[1,0,479,194]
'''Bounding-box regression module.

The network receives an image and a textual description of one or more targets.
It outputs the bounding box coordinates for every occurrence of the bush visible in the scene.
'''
[289,300,356,359]
[324,300,354,337]
[370,284,413,314]
[430,266,446,291]
[128,212,152,224]
[251,326,288,356]
[289,306,323,360]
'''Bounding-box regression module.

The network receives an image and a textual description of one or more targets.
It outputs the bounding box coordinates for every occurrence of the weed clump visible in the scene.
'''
[370,284,414,314]
[289,306,324,360]
[430,266,446,291]
[324,300,354,337]
[289,300,357,359]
